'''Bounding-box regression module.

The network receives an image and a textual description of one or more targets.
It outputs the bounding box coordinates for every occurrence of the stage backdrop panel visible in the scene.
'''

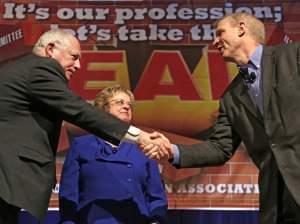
[1,0,300,213]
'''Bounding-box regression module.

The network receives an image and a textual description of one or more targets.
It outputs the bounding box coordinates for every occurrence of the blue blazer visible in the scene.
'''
[59,135,167,224]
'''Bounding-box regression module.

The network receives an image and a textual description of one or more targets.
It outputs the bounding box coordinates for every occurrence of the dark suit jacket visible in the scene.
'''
[0,54,129,220]
[59,135,167,224]
[176,42,300,224]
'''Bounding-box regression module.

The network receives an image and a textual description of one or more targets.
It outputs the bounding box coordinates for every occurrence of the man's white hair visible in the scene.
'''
[32,29,74,54]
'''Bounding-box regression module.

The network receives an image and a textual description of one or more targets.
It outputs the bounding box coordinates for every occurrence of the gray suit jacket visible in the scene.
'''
[0,54,129,220]
[176,42,300,224]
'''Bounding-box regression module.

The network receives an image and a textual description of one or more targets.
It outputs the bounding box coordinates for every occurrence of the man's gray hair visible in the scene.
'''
[32,29,74,54]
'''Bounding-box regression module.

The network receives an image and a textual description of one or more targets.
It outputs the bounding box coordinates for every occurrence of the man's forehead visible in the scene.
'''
[218,17,231,26]
[217,17,235,29]
[69,37,81,57]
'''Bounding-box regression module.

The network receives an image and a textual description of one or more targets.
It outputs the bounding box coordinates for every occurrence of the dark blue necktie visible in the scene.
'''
[239,67,256,84]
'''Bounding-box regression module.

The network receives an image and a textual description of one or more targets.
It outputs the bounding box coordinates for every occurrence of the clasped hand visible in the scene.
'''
[138,131,173,162]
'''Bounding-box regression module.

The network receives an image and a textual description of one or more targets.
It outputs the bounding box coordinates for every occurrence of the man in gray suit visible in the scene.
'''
[143,12,300,224]
[0,29,166,223]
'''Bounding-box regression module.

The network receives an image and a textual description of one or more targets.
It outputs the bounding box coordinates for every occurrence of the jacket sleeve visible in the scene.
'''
[59,139,81,224]
[177,98,241,168]
[28,57,129,145]
[145,160,168,224]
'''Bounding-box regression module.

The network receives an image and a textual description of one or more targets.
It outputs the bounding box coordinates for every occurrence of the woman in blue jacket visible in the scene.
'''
[59,85,167,224]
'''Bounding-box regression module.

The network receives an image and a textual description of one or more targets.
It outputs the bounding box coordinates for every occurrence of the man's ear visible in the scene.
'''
[238,21,246,37]
[45,43,55,57]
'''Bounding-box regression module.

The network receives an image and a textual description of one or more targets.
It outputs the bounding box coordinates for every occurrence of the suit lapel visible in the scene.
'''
[231,74,263,122]
[230,46,275,123]
[261,46,275,115]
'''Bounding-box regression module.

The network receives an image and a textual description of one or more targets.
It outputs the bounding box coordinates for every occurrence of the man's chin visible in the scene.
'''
[65,72,72,80]
[222,56,235,63]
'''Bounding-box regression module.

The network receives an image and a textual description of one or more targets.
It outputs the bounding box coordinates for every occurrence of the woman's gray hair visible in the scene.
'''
[94,85,134,111]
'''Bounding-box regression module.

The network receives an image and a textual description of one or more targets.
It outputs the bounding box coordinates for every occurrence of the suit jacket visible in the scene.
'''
[176,42,300,224]
[59,135,167,224]
[0,54,129,220]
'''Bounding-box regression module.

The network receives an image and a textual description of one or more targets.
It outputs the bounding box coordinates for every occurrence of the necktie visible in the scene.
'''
[239,67,256,84]
[239,66,263,114]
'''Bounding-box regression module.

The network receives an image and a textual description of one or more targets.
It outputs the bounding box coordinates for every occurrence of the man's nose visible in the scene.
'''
[212,38,218,46]
[74,59,81,70]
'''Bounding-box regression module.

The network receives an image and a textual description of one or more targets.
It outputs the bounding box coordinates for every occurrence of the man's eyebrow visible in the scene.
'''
[215,28,224,35]
[71,53,81,60]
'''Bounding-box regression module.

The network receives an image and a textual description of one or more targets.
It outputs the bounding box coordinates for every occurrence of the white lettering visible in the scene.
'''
[0,29,23,48]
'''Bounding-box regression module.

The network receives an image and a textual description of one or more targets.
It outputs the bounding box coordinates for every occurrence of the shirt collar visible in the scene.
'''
[238,44,263,70]
[249,44,263,69]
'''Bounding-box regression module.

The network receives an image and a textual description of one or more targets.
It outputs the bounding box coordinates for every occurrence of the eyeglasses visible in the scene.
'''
[108,99,133,109]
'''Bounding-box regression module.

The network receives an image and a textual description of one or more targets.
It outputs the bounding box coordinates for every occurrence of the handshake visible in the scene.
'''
[137,130,174,162]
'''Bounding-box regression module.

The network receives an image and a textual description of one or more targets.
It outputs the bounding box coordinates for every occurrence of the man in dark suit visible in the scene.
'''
[143,12,300,224]
[0,29,167,224]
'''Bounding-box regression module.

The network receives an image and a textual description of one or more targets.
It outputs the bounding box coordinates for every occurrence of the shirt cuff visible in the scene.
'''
[171,144,180,165]
[123,125,141,143]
